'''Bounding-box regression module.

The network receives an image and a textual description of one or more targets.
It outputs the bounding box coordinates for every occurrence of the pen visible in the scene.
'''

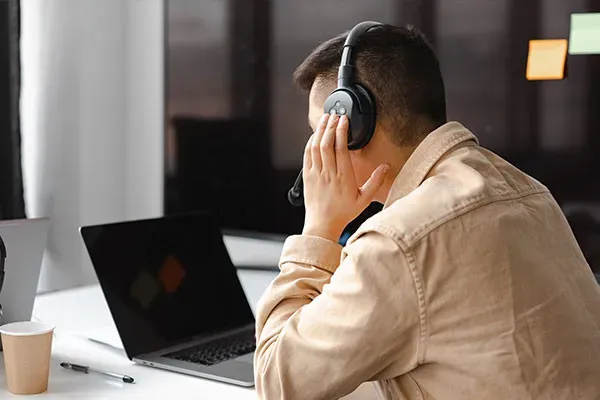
[60,362,135,384]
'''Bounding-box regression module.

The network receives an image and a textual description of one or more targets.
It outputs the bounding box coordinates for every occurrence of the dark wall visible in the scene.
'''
[0,0,25,220]
[165,0,600,258]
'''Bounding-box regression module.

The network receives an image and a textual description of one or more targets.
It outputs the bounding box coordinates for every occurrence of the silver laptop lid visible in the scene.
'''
[0,218,50,326]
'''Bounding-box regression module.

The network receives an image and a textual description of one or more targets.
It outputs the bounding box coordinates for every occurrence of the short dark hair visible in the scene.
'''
[293,24,447,146]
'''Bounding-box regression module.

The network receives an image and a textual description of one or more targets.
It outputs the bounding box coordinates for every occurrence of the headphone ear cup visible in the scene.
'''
[346,84,376,150]
[323,86,376,150]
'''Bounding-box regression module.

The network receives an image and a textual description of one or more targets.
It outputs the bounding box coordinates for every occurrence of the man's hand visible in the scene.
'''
[302,113,390,242]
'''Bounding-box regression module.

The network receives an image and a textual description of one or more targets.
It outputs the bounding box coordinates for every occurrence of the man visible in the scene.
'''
[254,24,600,400]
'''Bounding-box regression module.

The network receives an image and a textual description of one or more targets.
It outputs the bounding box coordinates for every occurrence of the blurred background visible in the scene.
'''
[164,0,600,270]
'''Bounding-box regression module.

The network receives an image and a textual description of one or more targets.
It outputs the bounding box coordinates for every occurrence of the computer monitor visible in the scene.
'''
[0,218,49,327]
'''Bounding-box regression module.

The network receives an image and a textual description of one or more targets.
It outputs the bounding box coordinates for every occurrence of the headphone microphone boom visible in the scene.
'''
[287,21,383,207]
[287,170,304,207]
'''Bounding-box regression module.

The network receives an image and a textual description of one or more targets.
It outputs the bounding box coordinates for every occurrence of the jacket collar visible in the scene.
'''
[384,121,479,207]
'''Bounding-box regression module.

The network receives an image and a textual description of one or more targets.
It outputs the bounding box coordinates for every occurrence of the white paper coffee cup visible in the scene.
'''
[0,321,55,395]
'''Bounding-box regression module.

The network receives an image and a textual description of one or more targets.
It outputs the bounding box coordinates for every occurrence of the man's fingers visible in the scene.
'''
[320,113,339,174]
[335,116,353,174]
[359,164,390,203]
[311,114,328,171]
[303,134,314,170]
[335,115,349,149]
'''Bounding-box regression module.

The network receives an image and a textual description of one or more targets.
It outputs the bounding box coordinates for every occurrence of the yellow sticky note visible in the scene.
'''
[526,39,568,81]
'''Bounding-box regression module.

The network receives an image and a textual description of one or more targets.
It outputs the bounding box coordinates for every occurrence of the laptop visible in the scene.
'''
[0,218,50,328]
[79,212,256,387]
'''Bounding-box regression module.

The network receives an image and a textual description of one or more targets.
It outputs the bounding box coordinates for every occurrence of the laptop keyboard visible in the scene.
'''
[163,331,256,367]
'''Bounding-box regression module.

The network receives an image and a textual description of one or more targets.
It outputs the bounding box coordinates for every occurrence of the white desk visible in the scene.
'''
[0,269,377,399]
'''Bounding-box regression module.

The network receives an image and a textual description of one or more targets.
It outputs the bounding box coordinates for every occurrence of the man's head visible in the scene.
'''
[293,24,447,202]
[294,24,446,147]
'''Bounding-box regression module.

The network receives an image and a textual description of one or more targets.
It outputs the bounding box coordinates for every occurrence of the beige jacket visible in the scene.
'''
[254,122,600,400]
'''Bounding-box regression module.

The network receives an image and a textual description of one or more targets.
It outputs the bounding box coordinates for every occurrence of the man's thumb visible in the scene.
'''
[359,164,390,201]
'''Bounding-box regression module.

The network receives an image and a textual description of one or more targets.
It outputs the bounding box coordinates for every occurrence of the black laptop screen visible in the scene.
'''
[81,212,255,359]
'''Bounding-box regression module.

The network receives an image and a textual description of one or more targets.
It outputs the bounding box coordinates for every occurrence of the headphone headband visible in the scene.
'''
[338,21,383,88]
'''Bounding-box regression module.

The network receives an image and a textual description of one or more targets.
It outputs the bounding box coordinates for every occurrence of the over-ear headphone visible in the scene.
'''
[323,20,381,150]
[288,21,383,206]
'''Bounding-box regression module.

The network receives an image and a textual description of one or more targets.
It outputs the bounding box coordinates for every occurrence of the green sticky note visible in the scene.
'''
[569,13,600,55]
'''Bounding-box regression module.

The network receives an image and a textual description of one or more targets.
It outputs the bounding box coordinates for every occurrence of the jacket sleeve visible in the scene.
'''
[254,229,422,400]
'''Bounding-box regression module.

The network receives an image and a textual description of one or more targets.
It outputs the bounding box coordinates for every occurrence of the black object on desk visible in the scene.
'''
[0,232,6,325]
[60,362,135,384]
[235,264,279,272]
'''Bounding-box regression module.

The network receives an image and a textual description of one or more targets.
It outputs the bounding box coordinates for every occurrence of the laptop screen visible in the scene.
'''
[81,212,255,359]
